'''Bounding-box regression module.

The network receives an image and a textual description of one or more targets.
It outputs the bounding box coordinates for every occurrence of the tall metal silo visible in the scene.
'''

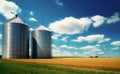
[32,25,51,58]
[2,15,29,59]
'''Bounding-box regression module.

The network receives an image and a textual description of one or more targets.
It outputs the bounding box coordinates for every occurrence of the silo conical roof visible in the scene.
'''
[7,15,26,25]
[35,25,50,31]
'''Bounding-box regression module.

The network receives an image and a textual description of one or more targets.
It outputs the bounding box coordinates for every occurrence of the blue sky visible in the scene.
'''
[0,0,120,57]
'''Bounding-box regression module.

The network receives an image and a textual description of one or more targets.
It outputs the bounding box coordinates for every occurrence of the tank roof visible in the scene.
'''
[7,14,27,25]
[35,25,50,31]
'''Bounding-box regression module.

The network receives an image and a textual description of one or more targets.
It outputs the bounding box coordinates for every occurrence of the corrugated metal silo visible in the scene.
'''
[32,25,51,58]
[2,15,29,59]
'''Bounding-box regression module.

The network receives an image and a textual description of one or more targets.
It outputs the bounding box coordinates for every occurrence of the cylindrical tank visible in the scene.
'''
[32,25,51,58]
[2,16,29,59]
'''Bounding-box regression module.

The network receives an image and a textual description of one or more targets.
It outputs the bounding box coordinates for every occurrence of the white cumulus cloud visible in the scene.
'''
[29,28,34,31]
[98,52,104,54]
[52,44,59,49]
[60,45,77,50]
[80,45,104,57]
[51,44,82,56]
[52,34,61,40]
[52,44,76,56]
[29,11,34,16]
[51,44,61,56]
[29,18,37,22]
[52,49,62,56]
[49,16,92,35]
[111,41,120,46]
[0,0,21,19]
[112,47,119,50]
[61,36,69,42]
[55,0,63,6]
[107,13,120,24]
[72,34,110,43]
[49,13,120,35]
[62,51,72,56]
[91,15,106,27]
[80,45,101,52]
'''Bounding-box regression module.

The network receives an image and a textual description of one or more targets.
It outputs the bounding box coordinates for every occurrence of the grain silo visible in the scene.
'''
[32,25,51,58]
[2,15,29,59]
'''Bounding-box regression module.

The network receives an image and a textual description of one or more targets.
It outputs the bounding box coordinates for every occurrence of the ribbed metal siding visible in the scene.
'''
[32,30,51,58]
[2,23,29,59]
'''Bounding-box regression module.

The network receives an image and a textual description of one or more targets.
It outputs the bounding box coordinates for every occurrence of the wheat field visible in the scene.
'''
[7,58,120,71]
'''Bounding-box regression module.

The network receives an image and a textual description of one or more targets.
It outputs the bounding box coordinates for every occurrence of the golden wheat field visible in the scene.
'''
[7,58,120,71]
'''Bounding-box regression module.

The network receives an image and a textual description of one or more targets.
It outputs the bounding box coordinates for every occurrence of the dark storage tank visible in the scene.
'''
[2,15,29,59]
[32,25,51,58]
